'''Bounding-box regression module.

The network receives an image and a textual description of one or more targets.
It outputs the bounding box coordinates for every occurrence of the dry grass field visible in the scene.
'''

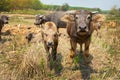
[0,14,120,80]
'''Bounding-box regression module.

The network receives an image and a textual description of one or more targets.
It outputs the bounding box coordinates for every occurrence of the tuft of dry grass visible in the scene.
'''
[0,38,49,80]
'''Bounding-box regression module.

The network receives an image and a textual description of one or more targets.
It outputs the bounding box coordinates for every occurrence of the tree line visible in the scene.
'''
[0,0,100,12]
[0,0,43,11]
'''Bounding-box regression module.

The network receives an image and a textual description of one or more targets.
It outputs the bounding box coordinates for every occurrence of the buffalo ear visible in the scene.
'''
[42,15,46,19]
[91,11,98,17]
[65,11,76,19]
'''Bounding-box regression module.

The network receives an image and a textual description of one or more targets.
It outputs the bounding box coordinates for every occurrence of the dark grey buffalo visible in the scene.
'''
[34,11,67,28]
[34,15,46,26]
[0,15,9,40]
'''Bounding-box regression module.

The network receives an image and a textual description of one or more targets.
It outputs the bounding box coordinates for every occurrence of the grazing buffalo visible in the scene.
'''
[34,11,67,28]
[42,21,59,69]
[25,32,34,43]
[65,10,95,63]
[0,15,9,40]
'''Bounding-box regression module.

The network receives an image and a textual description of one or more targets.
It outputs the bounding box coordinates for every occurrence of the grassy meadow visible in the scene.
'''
[0,12,120,80]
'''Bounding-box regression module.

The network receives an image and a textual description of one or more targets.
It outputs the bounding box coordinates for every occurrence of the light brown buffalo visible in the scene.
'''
[42,21,59,69]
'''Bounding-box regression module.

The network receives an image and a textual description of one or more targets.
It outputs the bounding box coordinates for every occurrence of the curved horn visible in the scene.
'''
[91,11,98,14]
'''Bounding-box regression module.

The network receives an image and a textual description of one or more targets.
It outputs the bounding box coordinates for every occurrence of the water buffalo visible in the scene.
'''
[0,15,9,40]
[34,15,46,27]
[91,14,106,37]
[25,32,34,43]
[34,11,67,28]
[42,21,59,70]
[65,10,95,63]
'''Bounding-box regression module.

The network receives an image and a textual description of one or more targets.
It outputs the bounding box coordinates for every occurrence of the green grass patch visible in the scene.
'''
[9,9,47,15]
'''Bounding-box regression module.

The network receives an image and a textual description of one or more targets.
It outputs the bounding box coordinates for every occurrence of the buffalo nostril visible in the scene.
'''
[79,26,86,29]
[84,26,87,29]
[5,22,8,24]
[79,26,81,29]
[48,42,53,46]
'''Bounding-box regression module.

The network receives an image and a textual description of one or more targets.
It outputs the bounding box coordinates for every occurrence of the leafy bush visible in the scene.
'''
[107,6,120,20]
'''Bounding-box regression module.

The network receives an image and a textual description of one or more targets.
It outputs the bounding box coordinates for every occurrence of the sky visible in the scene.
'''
[41,0,120,10]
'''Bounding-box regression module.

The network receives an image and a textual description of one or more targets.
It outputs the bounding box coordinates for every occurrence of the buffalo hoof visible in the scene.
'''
[70,54,75,59]
[80,50,83,53]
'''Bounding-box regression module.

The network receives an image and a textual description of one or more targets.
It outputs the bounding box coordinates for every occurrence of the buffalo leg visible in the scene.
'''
[80,43,83,53]
[44,42,51,69]
[44,42,50,54]
[70,39,77,58]
[84,39,90,63]
[52,42,58,61]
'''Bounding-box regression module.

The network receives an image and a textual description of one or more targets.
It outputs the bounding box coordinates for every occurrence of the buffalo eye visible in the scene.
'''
[44,33,48,36]
[40,17,43,19]
[87,15,91,20]
[54,34,57,37]
[75,16,78,19]
[75,15,79,19]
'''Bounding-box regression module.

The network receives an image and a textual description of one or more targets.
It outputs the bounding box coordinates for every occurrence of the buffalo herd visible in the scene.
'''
[0,10,105,69]
[34,10,105,64]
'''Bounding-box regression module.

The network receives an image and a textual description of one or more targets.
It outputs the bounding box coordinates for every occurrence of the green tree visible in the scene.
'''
[0,0,43,11]
[109,6,120,17]
[0,0,10,11]
[30,0,43,10]
[59,3,69,11]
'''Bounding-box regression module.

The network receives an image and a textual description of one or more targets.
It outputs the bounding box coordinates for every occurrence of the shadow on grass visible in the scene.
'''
[72,50,96,80]
[1,30,11,36]
[49,53,63,76]
[0,38,12,43]
[54,53,63,75]
[0,30,12,43]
